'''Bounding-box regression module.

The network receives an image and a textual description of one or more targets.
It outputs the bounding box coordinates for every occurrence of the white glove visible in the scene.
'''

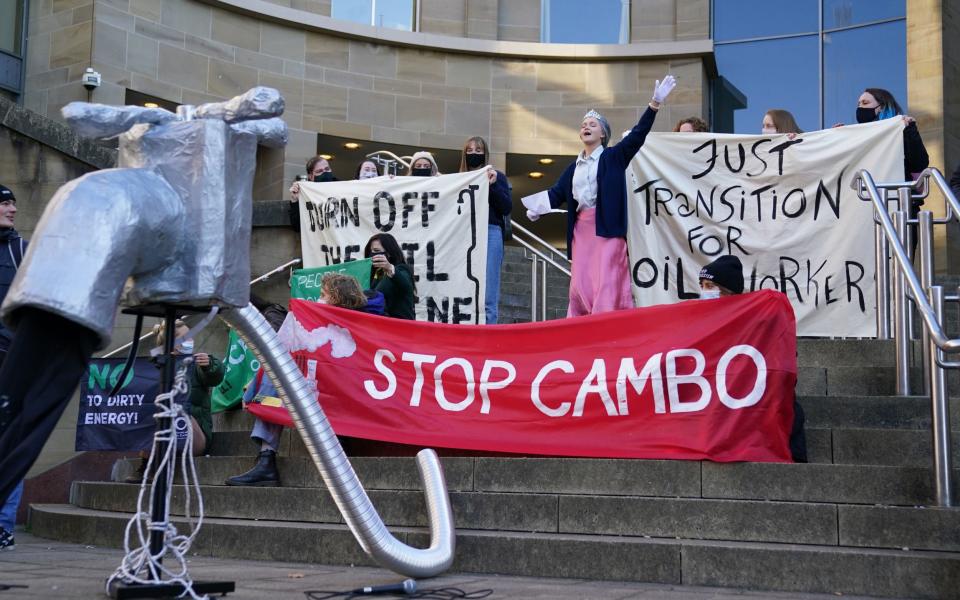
[526,209,541,222]
[652,75,677,104]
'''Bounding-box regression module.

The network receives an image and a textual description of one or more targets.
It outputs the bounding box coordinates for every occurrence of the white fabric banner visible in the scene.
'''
[626,119,905,337]
[298,171,489,324]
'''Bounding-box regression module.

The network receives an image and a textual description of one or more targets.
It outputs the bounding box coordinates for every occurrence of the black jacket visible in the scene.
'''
[903,122,929,181]
[371,263,415,320]
[0,228,27,353]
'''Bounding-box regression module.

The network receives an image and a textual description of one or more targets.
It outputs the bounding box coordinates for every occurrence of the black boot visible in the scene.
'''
[225,450,279,487]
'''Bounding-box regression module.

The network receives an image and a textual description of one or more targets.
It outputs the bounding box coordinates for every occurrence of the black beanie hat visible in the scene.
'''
[698,255,744,294]
[0,185,14,202]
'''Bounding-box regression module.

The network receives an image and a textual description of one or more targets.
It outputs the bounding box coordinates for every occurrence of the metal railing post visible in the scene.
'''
[899,187,918,342]
[540,257,547,321]
[927,285,955,506]
[918,211,934,396]
[529,253,538,322]
[891,210,911,395]
[875,220,891,339]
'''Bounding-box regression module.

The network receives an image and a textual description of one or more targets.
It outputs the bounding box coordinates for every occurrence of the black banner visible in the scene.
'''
[75,357,191,451]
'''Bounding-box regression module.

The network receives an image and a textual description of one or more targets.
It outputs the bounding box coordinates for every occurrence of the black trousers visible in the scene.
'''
[0,309,99,506]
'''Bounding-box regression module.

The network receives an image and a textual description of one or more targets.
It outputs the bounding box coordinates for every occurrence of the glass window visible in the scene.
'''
[713,0,817,42]
[715,35,820,133]
[331,0,416,31]
[542,0,628,44]
[824,0,905,29]
[823,20,907,126]
[0,0,23,55]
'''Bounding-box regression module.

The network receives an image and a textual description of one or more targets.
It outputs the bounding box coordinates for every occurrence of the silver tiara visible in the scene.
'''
[583,109,604,121]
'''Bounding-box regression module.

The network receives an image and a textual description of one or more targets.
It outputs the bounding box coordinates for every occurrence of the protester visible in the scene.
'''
[673,117,708,133]
[355,159,381,180]
[698,255,807,462]
[838,88,929,181]
[289,155,337,231]
[406,151,440,177]
[225,295,288,487]
[0,184,26,550]
[126,320,224,482]
[364,233,416,319]
[459,136,512,324]
[762,109,802,136]
[526,75,677,316]
[319,272,366,309]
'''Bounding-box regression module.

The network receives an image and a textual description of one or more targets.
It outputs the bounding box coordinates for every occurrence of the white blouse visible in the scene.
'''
[572,145,603,211]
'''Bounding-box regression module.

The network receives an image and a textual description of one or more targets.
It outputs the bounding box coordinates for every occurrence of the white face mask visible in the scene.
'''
[700,288,721,300]
[359,170,378,180]
[761,127,778,135]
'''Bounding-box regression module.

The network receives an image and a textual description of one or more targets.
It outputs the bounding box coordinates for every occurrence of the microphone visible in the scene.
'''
[351,579,417,595]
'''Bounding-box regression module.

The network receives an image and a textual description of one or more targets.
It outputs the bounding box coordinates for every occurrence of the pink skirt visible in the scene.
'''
[567,208,634,317]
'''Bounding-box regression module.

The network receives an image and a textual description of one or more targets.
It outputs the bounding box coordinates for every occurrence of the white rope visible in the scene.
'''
[106,358,208,599]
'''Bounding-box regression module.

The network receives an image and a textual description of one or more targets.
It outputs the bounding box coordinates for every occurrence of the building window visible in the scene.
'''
[0,0,26,95]
[331,0,418,31]
[541,0,630,44]
[712,0,906,133]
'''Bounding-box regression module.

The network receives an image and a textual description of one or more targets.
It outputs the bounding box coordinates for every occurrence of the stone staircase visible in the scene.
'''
[26,336,960,597]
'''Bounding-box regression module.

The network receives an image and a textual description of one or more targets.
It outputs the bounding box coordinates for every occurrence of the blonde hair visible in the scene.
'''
[406,151,440,176]
[321,273,366,309]
[153,319,187,347]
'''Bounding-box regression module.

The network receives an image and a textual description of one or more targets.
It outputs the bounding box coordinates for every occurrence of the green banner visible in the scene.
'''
[290,259,372,301]
[211,330,260,413]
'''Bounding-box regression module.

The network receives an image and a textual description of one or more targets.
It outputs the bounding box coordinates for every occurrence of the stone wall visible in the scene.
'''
[22,0,709,205]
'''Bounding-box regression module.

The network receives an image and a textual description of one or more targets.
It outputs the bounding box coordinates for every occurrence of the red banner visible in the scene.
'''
[249,290,797,462]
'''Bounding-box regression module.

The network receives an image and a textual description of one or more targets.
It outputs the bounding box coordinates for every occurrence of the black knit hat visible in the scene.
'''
[698,255,744,294]
[0,185,14,202]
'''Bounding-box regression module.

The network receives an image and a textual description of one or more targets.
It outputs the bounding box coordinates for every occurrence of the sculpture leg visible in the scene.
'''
[0,309,99,505]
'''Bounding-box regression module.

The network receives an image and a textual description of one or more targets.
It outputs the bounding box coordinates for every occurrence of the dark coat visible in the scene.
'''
[0,229,27,353]
[371,263,415,320]
[548,106,658,259]
[903,122,929,181]
[488,170,512,229]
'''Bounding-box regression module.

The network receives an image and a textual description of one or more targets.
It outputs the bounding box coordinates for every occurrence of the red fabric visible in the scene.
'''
[248,290,797,462]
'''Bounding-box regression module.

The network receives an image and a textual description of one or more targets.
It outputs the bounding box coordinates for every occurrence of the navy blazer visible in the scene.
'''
[548,106,659,259]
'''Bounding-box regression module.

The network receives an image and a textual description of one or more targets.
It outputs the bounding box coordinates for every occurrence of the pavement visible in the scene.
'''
[0,532,897,600]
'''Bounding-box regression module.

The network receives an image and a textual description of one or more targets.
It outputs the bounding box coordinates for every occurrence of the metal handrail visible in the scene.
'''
[509,219,571,322]
[511,220,571,267]
[854,170,960,353]
[853,167,956,507]
[99,258,302,359]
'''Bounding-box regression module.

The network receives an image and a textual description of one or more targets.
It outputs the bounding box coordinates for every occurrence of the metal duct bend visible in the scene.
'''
[221,304,456,577]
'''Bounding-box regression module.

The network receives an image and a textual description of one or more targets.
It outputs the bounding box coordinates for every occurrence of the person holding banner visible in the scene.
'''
[839,88,929,181]
[289,155,337,232]
[459,136,512,324]
[526,75,677,316]
[406,151,440,177]
[364,234,416,319]
[356,159,381,180]
[761,109,802,137]
[673,117,708,133]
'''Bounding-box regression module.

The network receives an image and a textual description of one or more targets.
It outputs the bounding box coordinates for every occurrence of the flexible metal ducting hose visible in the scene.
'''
[221,304,455,577]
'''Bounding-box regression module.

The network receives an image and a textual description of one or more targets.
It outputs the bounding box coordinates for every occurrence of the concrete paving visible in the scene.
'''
[0,533,897,600]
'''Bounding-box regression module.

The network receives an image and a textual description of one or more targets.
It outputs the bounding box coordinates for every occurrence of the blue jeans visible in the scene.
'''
[485,224,504,324]
[251,417,282,452]
[0,480,23,531]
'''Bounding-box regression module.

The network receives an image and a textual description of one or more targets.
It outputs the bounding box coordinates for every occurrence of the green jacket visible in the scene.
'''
[189,355,225,447]
[372,263,416,320]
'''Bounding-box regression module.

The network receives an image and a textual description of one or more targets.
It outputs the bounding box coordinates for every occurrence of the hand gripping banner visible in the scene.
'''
[249,290,798,462]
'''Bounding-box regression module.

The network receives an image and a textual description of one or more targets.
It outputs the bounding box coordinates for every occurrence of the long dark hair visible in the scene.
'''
[363,233,417,296]
[864,88,903,116]
[355,160,380,179]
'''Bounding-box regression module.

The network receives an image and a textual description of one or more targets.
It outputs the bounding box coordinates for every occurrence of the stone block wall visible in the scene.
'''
[22,1,708,205]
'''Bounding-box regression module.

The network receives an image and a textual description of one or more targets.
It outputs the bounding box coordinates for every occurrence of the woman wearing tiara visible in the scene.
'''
[526,75,677,317]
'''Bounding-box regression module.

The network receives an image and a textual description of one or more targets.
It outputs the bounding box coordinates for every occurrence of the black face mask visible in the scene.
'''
[313,171,336,182]
[856,107,877,124]
[412,168,433,177]
[465,153,486,169]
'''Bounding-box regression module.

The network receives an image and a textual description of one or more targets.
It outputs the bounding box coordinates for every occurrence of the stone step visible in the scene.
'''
[213,394,960,435]
[111,456,958,507]
[69,481,960,552]
[28,504,960,599]
[208,425,959,468]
